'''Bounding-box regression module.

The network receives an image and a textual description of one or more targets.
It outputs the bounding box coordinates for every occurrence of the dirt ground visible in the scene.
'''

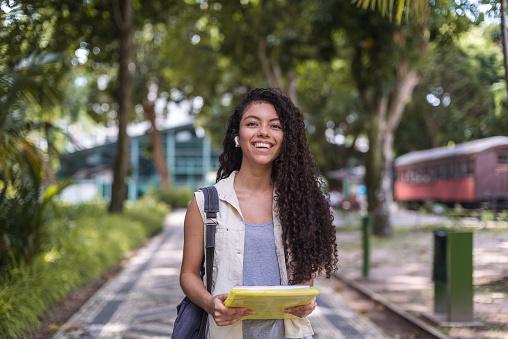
[336,218,508,339]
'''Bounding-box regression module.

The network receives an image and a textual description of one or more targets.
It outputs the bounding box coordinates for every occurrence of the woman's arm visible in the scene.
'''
[179,197,212,311]
[179,197,251,326]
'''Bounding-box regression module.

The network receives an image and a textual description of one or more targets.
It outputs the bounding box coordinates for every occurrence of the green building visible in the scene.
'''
[58,123,220,202]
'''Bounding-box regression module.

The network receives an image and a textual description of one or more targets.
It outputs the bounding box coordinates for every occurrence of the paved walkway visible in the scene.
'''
[54,210,387,339]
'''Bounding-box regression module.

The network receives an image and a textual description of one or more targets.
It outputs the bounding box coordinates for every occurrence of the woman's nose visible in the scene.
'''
[258,124,269,136]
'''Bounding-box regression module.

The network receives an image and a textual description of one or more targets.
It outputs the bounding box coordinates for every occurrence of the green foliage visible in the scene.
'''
[480,210,495,222]
[0,163,69,269]
[353,0,429,24]
[0,200,168,338]
[0,33,70,268]
[396,24,508,155]
[156,186,194,209]
[297,57,364,173]
[498,210,508,222]
[124,194,170,236]
[419,200,434,214]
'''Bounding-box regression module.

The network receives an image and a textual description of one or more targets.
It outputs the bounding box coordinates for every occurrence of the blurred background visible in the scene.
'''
[1,0,507,338]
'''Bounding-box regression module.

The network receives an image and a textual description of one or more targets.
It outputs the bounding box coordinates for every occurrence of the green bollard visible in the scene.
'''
[362,214,371,279]
[431,229,475,325]
[447,230,474,322]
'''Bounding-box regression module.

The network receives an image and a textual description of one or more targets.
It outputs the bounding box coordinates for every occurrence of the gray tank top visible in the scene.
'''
[242,220,284,339]
[241,221,313,339]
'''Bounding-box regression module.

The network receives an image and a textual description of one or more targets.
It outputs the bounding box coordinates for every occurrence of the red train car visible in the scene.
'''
[394,136,508,209]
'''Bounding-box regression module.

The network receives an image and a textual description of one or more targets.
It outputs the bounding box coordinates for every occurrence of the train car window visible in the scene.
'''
[498,153,508,164]
[439,164,445,179]
[449,162,455,178]
[418,168,424,183]
[446,163,452,179]
[466,159,474,175]
[451,160,458,178]
[459,160,467,177]
[429,167,436,181]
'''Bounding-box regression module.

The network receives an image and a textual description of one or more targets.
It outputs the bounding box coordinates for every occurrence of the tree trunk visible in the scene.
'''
[143,100,171,190]
[43,121,56,185]
[421,113,439,147]
[109,0,133,213]
[367,64,419,236]
[501,0,508,96]
[366,96,390,236]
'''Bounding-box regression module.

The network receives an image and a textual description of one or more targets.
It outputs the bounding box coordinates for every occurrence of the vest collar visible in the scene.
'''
[215,170,279,221]
[216,171,243,219]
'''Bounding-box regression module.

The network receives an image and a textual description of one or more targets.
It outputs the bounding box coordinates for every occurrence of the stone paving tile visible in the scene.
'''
[54,210,387,339]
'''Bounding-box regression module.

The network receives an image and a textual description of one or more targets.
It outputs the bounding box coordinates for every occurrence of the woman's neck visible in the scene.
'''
[234,165,273,193]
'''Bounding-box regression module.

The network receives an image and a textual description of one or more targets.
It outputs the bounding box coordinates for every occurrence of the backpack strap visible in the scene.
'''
[199,186,219,293]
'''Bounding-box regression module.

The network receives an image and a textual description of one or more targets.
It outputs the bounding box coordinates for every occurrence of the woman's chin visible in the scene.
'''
[245,156,277,167]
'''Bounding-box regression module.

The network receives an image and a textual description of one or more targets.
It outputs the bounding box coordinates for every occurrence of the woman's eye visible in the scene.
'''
[271,124,282,130]
[246,122,257,127]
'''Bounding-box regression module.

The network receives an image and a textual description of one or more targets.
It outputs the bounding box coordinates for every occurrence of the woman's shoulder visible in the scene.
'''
[191,190,206,223]
[192,179,223,220]
[214,171,236,194]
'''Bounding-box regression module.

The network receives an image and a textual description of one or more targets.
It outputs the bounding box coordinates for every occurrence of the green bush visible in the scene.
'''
[480,210,495,222]
[0,200,168,338]
[0,182,67,269]
[157,186,194,208]
[498,210,508,222]
[124,194,169,237]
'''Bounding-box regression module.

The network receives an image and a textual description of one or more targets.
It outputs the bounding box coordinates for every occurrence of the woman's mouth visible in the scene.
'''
[252,142,273,149]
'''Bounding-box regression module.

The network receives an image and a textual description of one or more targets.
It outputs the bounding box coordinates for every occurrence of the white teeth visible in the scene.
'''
[254,142,271,148]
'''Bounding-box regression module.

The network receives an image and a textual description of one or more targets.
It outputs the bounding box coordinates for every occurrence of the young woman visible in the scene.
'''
[180,88,338,339]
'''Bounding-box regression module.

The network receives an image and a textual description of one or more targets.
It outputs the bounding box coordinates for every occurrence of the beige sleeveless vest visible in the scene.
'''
[194,171,314,339]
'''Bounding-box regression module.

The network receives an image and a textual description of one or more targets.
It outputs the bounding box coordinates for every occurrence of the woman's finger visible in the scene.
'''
[285,300,317,317]
[217,319,239,327]
[216,293,229,302]
[216,313,246,326]
[224,306,249,316]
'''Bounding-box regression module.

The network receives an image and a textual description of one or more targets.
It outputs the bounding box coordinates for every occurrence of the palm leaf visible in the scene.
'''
[353,0,428,24]
[0,52,65,266]
[0,52,64,129]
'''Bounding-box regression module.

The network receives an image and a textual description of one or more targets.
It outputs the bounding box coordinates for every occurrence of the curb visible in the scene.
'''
[334,273,450,339]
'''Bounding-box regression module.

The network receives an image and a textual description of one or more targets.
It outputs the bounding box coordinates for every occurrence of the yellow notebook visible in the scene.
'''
[224,285,320,320]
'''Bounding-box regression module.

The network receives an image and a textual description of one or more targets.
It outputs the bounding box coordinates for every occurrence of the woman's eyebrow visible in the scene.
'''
[243,115,280,122]
[243,115,260,121]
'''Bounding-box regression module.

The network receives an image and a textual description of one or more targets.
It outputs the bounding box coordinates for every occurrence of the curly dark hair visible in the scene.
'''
[217,88,338,284]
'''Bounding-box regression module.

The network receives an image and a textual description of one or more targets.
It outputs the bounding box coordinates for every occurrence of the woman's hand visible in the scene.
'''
[285,298,317,318]
[210,294,252,326]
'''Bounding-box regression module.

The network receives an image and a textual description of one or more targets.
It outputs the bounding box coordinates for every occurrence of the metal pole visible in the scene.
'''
[362,214,371,279]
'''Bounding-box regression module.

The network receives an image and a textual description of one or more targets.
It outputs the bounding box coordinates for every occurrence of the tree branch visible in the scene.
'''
[257,38,279,88]
[271,58,283,89]
[112,0,127,32]
[386,60,419,132]
[287,69,298,106]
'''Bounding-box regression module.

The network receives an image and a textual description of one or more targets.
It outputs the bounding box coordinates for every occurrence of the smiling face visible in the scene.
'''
[237,102,283,168]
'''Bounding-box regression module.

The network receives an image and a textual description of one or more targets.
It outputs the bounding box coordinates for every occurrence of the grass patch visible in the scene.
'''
[0,197,168,338]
